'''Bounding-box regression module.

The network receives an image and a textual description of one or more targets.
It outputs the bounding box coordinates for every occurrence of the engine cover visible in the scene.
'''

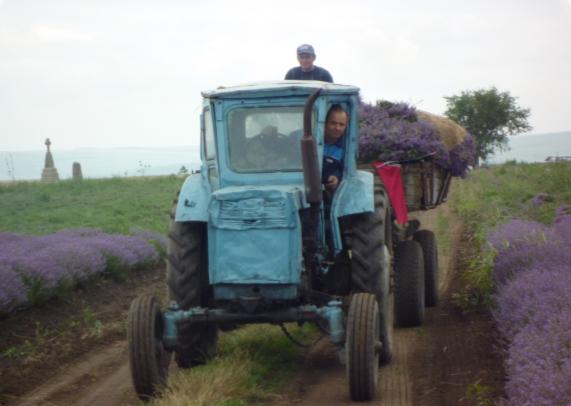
[207,186,304,300]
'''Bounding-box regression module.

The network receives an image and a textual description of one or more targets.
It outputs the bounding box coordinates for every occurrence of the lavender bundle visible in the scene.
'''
[358,100,475,177]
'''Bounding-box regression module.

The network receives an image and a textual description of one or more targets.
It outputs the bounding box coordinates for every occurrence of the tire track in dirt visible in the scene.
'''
[273,297,432,406]
[12,341,138,406]
[1,266,165,406]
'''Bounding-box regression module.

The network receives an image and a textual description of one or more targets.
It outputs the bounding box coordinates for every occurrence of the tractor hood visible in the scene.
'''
[209,185,305,228]
[207,185,304,300]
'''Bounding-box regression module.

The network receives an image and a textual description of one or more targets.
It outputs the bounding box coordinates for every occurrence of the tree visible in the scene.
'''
[444,87,531,165]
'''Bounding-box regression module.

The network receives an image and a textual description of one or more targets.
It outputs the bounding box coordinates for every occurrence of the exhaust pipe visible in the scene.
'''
[300,90,322,271]
[301,89,322,204]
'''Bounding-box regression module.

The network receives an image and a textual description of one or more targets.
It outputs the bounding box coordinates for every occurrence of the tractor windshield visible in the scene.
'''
[228,106,305,172]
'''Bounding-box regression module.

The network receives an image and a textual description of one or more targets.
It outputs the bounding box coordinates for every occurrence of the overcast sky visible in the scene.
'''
[1,0,570,151]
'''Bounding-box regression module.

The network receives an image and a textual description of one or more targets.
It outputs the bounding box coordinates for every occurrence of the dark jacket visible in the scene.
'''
[322,139,344,184]
[284,66,333,83]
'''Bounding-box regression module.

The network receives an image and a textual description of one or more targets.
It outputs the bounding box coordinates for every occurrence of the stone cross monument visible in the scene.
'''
[41,138,60,183]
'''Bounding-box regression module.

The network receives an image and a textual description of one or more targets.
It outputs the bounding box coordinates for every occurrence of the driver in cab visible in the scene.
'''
[322,105,348,193]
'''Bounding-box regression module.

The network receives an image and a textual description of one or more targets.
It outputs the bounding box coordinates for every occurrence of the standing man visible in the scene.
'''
[284,44,333,83]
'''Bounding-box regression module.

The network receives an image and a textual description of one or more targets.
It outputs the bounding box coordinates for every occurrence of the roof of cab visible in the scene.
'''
[202,80,360,99]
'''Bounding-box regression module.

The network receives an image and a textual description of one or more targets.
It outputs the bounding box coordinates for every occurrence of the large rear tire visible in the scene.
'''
[347,185,393,364]
[127,294,171,400]
[346,293,380,401]
[394,240,425,327]
[413,230,439,307]
[166,202,217,368]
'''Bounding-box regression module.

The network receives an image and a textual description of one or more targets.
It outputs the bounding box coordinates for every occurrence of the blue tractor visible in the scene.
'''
[127,81,436,401]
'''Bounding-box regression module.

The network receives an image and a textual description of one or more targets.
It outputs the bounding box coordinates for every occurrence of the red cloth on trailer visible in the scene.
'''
[373,162,409,225]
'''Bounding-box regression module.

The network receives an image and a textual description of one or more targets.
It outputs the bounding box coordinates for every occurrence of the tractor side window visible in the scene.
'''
[203,108,216,161]
[228,106,305,172]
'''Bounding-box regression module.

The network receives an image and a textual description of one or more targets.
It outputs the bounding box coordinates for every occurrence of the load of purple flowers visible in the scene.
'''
[358,100,476,177]
[488,205,571,405]
[0,228,166,315]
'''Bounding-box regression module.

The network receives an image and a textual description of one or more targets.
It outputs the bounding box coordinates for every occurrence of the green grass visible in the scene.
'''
[151,324,318,406]
[463,379,494,406]
[1,307,104,361]
[0,176,183,235]
[452,161,571,239]
[436,209,452,254]
[449,161,571,303]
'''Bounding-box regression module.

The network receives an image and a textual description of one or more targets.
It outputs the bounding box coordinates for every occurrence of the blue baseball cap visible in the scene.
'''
[297,44,315,56]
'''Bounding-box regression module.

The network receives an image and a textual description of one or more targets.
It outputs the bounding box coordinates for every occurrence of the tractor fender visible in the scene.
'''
[175,171,212,222]
[329,170,375,254]
[332,170,375,218]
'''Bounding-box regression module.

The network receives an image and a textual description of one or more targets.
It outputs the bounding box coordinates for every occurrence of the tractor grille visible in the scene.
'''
[218,198,289,228]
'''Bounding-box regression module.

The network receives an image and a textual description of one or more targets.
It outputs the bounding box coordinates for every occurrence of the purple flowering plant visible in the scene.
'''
[357,100,475,177]
[0,228,165,314]
[489,206,571,405]
[448,135,476,177]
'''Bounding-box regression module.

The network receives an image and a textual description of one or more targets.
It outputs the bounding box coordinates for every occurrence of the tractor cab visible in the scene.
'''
[174,81,375,304]
[199,81,361,189]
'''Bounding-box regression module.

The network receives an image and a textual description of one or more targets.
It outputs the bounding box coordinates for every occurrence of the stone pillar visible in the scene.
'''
[72,162,83,180]
[41,138,60,183]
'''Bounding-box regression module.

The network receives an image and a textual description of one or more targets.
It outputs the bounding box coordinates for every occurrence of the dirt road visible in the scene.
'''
[13,341,137,406]
[273,206,504,405]
[4,203,503,406]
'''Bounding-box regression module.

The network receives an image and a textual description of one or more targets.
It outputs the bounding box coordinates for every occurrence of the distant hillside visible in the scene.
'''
[487,131,571,163]
[0,146,201,182]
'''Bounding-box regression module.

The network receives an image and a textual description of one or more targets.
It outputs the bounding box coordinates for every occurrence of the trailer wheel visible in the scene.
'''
[413,230,439,307]
[394,240,425,327]
[127,294,171,401]
[167,202,217,368]
[346,293,380,401]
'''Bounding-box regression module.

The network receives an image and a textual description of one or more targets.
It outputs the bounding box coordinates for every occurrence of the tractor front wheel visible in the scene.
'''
[166,206,217,367]
[346,293,380,401]
[127,294,171,401]
[347,184,393,364]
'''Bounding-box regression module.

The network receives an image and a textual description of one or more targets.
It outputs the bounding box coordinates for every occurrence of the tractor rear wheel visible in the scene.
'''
[166,204,217,368]
[346,293,380,401]
[348,184,393,364]
[127,294,171,400]
[413,230,439,307]
[394,240,425,327]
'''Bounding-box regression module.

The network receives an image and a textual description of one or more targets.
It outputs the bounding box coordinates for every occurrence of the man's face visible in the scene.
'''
[325,111,348,144]
[297,53,315,71]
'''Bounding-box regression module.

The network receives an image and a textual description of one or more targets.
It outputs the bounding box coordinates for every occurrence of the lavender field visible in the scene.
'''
[0,229,166,314]
[451,161,571,406]
[0,176,181,315]
[490,208,571,405]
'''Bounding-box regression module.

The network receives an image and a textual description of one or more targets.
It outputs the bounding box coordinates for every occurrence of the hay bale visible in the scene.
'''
[417,111,467,151]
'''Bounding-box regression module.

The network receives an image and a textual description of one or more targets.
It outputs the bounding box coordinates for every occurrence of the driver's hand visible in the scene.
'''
[325,175,339,190]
